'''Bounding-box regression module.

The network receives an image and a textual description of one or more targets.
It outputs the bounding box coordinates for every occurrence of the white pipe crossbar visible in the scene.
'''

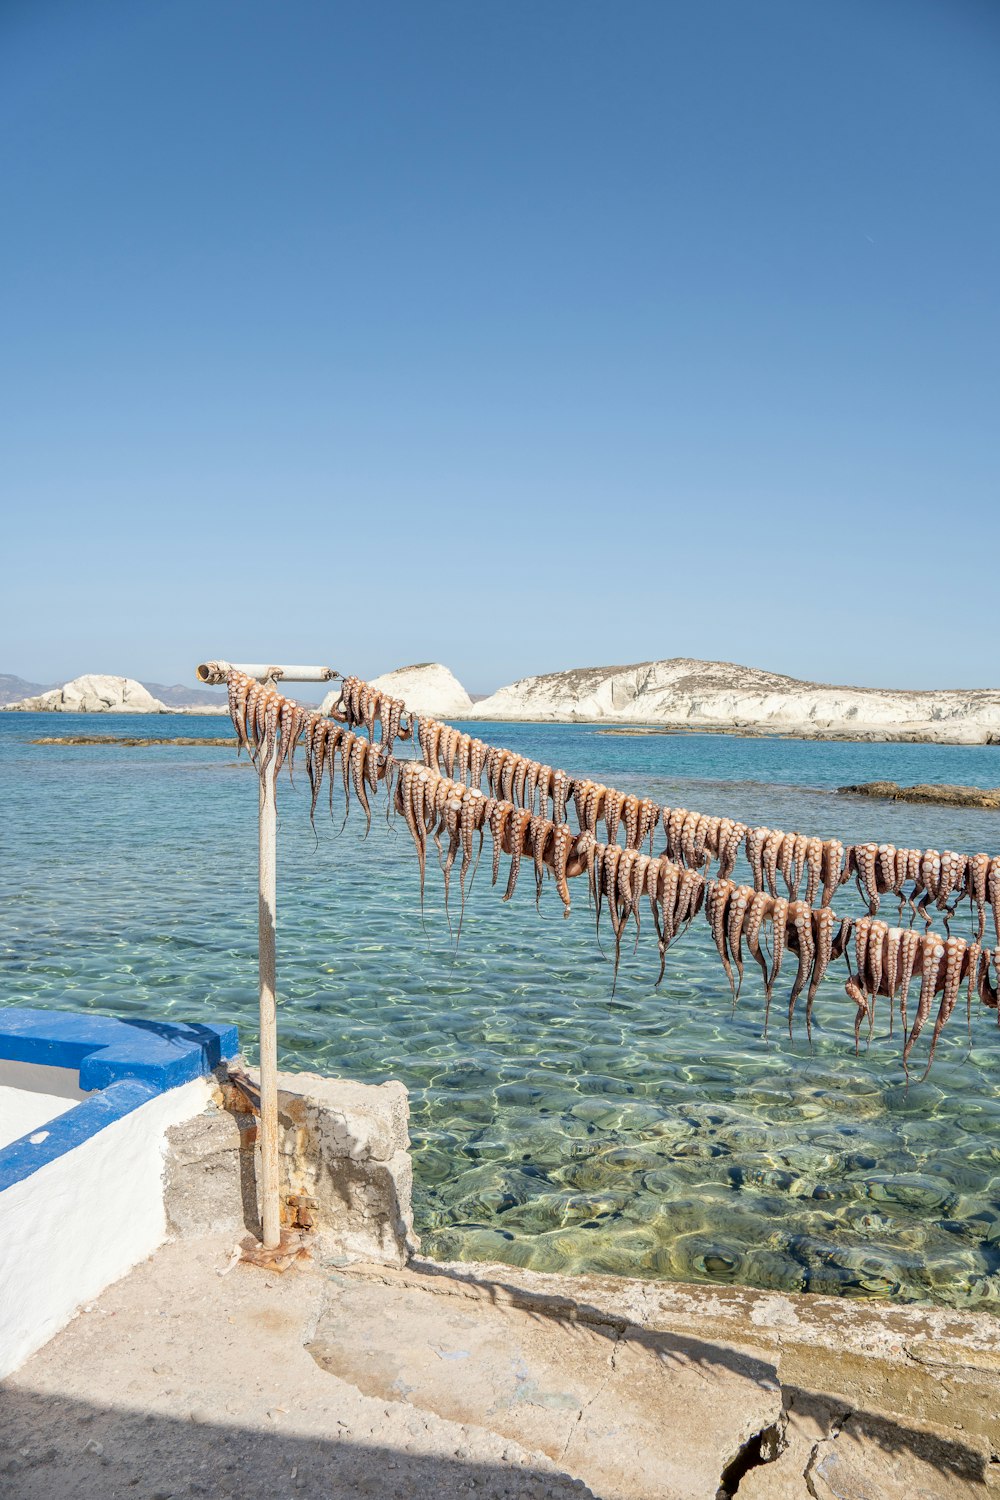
[197,658,339,1251]
[197,661,337,685]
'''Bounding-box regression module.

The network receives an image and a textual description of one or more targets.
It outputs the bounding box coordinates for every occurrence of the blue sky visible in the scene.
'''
[2,1,997,692]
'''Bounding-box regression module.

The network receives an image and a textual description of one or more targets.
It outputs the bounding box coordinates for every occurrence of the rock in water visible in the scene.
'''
[322,663,473,720]
[3,675,169,713]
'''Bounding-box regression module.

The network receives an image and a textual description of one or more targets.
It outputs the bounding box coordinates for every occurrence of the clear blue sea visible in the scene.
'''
[3,713,1000,1307]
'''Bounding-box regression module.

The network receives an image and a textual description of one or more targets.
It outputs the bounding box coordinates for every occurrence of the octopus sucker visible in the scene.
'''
[786,900,815,1034]
[805,907,836,1036]
[674,867,705,938]
[307,720,330,828]
[765,896,789,1033]
[883,927,903,1037]
[528,815,554,911]
[550,824,575,915]
[744,891,772,995]
[679,811,701,870]
[274,699,297,779]
[489,801,514,887]
[692,814,713,870]
[500,754,518,803]
[243,682,263,760]
[921,935,967,1076]
[621,795,640,850]
[604,789,625,848]
[866,919,889,1036]
[666,808,688,864]
[228,673,250,754]
[820,839,846,908]
[778,835,797,899]
[968,853,990,941]
[572,780,593,829]
[762,829,785,897]
[853,843,880,914]
[551,770,571,826]
[637,799,660,853]
[456,734,471,784]
[720,822,748,882]
[721,885,749,1000]
[803,838,824,907]
[469,739,488,789]
[896,928,921,1046]
[656,860,680,974]
[877,844,897,899]
[348,736,374,834]
[630,853,651,943]
[745,827,767,891]
[503,809,533,903]
[988,857,1000,945]
[903,937,946,1072]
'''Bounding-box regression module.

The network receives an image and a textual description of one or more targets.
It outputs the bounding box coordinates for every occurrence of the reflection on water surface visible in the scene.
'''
[3,715,1000,1307]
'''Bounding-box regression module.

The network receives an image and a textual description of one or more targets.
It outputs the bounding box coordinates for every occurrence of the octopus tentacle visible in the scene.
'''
[744,891,772,995]
[745,827,767,891]
[706,880,736,998]
[896,927,921,1048]
[787,900,815,1033]
[637,799,660,854]
[762,829,785,897]
[820,839,846,908]
[802,837,824,908]
[903,936,946,1072]
[726,885,753,1001]
[550,824,575,915]
[968,853,990,942]
[922,935,967,1076]
[503,809,533,903]
[805,907,836,1037]
[489,801,514,887]
[765,897,789,1034]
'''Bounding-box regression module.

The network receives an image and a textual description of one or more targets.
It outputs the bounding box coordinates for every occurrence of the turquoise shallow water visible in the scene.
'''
[3,714,1000,1307]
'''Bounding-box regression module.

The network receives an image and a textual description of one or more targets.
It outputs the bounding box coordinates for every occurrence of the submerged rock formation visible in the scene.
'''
[468,658,1000,744]
[322,662,473,720]
[839,781,1000,809]
[3,675,169,713]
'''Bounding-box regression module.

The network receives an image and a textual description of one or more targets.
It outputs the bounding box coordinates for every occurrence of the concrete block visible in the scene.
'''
[164,1067,418,1266]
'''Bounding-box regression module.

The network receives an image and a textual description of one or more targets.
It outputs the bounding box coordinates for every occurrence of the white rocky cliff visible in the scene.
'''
[3,675,169,713]
[469,659,1000,743]
[322,663,473,720]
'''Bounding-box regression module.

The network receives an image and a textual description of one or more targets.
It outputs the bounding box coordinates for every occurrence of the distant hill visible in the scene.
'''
[0,674,51,707]
[468,657,1000,744]
[143,682,228,709]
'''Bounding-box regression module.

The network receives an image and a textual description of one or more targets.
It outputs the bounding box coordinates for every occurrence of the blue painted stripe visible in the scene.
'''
[0,1008,238,1090]
[0,1080,161,1192]
[0,1007,239,1192]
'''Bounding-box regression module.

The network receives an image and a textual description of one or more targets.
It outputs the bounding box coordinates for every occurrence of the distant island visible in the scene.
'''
[2,674,228,714]
[5,659,1000,743]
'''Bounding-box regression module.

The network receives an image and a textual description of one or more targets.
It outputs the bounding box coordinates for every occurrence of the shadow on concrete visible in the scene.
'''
[0,1387,592,1500]
[398,1263,993,1489]
[785,1384,991,1486]
[408,1256,778,1386]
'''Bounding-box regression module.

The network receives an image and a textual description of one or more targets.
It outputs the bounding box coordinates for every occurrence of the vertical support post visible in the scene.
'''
[258,749,281,1249]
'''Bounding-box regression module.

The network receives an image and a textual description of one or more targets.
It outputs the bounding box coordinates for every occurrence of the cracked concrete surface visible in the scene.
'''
[1,1235,998,1500]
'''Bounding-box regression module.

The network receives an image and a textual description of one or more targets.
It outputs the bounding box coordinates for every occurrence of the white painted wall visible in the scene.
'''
[0,1077,212,1381]
[0,1087,78,1152]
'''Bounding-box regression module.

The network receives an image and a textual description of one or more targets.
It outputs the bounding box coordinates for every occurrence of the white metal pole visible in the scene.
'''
[258,747,281,1249]
[197,659,339,1254]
